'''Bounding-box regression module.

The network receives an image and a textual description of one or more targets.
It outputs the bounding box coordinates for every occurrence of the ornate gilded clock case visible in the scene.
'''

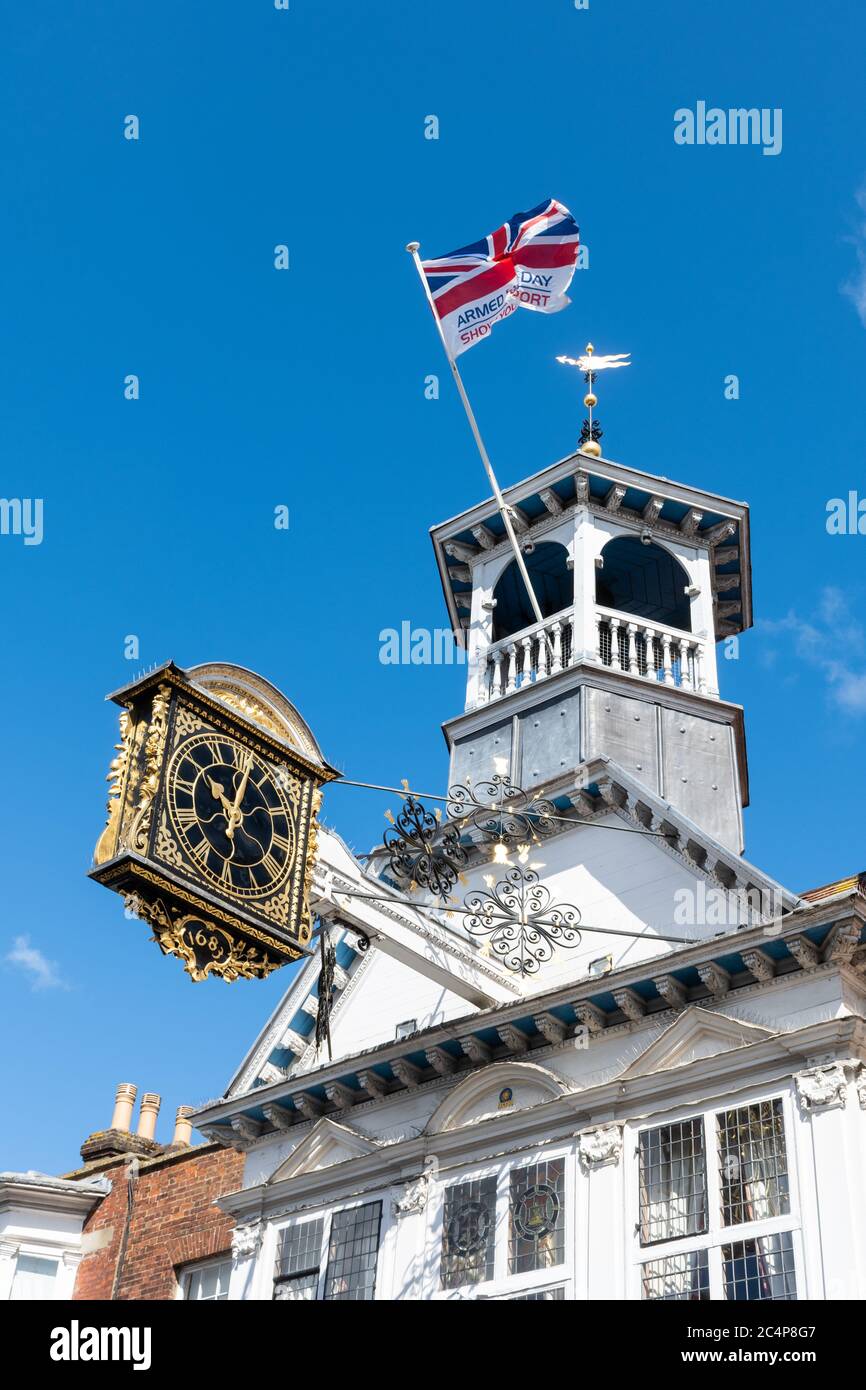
[90,661,338,982]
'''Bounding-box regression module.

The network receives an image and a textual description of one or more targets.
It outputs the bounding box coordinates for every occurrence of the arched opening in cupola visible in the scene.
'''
[596,536,692,632]
[492,541,572,642]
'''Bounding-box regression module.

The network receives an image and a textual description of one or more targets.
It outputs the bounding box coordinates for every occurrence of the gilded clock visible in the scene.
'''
[166,733,296,899]
[89,660,338,982]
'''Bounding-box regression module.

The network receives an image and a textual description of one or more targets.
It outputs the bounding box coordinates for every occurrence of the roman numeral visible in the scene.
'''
[175,805,198,828]
[260,851,282,881]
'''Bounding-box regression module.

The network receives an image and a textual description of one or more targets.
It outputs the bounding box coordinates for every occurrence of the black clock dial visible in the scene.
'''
[166,733,296,898]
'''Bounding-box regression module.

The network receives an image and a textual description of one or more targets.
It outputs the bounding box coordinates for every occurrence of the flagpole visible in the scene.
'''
[405,242,549,635]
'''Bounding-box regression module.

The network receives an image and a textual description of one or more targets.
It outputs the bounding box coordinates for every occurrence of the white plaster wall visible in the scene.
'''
[327,950,474,1061]
[453,811,727,990]
[0,1204,87,1300]
[234,971,866,1302]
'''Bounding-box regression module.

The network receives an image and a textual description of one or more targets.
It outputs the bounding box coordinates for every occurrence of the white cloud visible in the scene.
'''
[760,586,866,713]
[4,935,69,991]
[842,182,866,327]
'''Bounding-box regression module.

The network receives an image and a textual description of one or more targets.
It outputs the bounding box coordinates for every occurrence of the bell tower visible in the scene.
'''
[431,451,751,853]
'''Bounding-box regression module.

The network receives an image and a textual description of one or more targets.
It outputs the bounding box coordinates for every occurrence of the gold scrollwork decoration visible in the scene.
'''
[94,711,134,865]
[154,912,282,983]
[127,684,172,853]
[155,812,185,869]
[173,704,206,740]
[299,787,323,944]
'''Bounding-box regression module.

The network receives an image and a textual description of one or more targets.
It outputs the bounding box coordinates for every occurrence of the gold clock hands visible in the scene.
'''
[206,774,235,816]
[226,752,254,841]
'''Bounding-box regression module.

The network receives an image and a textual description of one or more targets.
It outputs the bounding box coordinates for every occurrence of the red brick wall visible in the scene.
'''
[72,1144,245,1301]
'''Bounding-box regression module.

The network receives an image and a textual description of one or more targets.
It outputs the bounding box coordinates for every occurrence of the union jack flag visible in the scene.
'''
[421,199,580,358]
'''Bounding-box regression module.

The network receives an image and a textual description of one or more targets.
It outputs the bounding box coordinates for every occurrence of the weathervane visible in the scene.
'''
[557,343,631,458]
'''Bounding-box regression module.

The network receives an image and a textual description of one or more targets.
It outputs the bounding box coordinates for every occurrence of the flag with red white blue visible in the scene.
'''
[421,199,580,358]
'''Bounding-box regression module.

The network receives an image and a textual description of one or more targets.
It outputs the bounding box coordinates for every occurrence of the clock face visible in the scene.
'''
[166,733,296,899]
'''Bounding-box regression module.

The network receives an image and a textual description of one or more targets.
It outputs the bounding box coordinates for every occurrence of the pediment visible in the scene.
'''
[426,1061,571,1134]
[619,1007,773,1080]
[271,1118,383,1181]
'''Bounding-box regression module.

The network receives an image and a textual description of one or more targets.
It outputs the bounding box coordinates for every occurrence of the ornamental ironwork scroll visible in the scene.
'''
[446,775,557,848]
[383,793,468,899]
[462,865,582,976]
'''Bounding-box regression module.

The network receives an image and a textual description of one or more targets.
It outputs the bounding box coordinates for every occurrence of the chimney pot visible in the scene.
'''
[110,1083,138,1133]
[172,1106,195,1147]
[136,1092,162,1141]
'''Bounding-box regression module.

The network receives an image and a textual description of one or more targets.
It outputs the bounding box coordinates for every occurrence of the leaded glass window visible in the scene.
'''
[641,1250,710,1301]
[273,1217,324,1300]
[722,1233,797,1301]
[440,1176,496,1289]
[717,1099,789,1227]
[323,1202,382,1301]
[639,1118,708,1245]
[508,1159,566,1275]
[636,1098,800,1302]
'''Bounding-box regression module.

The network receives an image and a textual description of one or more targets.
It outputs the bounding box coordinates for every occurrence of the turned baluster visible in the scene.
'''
[664,636,678,686]
[609,617,622,670]
[626,623,637,674]
[550,621,562,675]
[491,648,504,700]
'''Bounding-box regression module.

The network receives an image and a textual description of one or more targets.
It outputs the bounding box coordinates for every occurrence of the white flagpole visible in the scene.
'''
[406,242,549,634]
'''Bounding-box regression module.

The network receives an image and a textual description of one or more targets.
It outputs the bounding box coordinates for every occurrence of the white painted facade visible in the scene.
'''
[0,1172,108,1300]
[192,449,866,1303]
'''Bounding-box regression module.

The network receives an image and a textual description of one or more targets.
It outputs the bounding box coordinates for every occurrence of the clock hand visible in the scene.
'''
[226,753,253,841]
[206,774,235,816]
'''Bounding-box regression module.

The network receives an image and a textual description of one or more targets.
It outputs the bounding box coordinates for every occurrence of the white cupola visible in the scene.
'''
[431,450,751,853]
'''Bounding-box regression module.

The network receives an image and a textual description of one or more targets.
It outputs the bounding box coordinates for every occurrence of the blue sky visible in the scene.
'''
[2,0,866,1174]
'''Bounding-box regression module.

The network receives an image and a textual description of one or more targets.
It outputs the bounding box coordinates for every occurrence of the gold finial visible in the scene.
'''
[556,344,631,458]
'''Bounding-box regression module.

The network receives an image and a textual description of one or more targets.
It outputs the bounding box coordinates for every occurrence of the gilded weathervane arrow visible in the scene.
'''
[557,343,631,458]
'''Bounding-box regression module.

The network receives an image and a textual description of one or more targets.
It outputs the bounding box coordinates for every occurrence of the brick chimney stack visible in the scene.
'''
[78,1081,165,1165]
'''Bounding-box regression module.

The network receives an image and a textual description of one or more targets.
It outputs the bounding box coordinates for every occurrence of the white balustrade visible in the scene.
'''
[481,609,575,704]
[476,605,706,707]
[594,604,706,693]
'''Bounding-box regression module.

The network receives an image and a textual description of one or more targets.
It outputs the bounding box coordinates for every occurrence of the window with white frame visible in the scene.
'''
[502,1285,566,1301]
[438,1153,569,1298]
[182,1257,232,1301]
[636,1097,798,1301]
[9,1253,60,1300]
[273,1201,382,1301]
